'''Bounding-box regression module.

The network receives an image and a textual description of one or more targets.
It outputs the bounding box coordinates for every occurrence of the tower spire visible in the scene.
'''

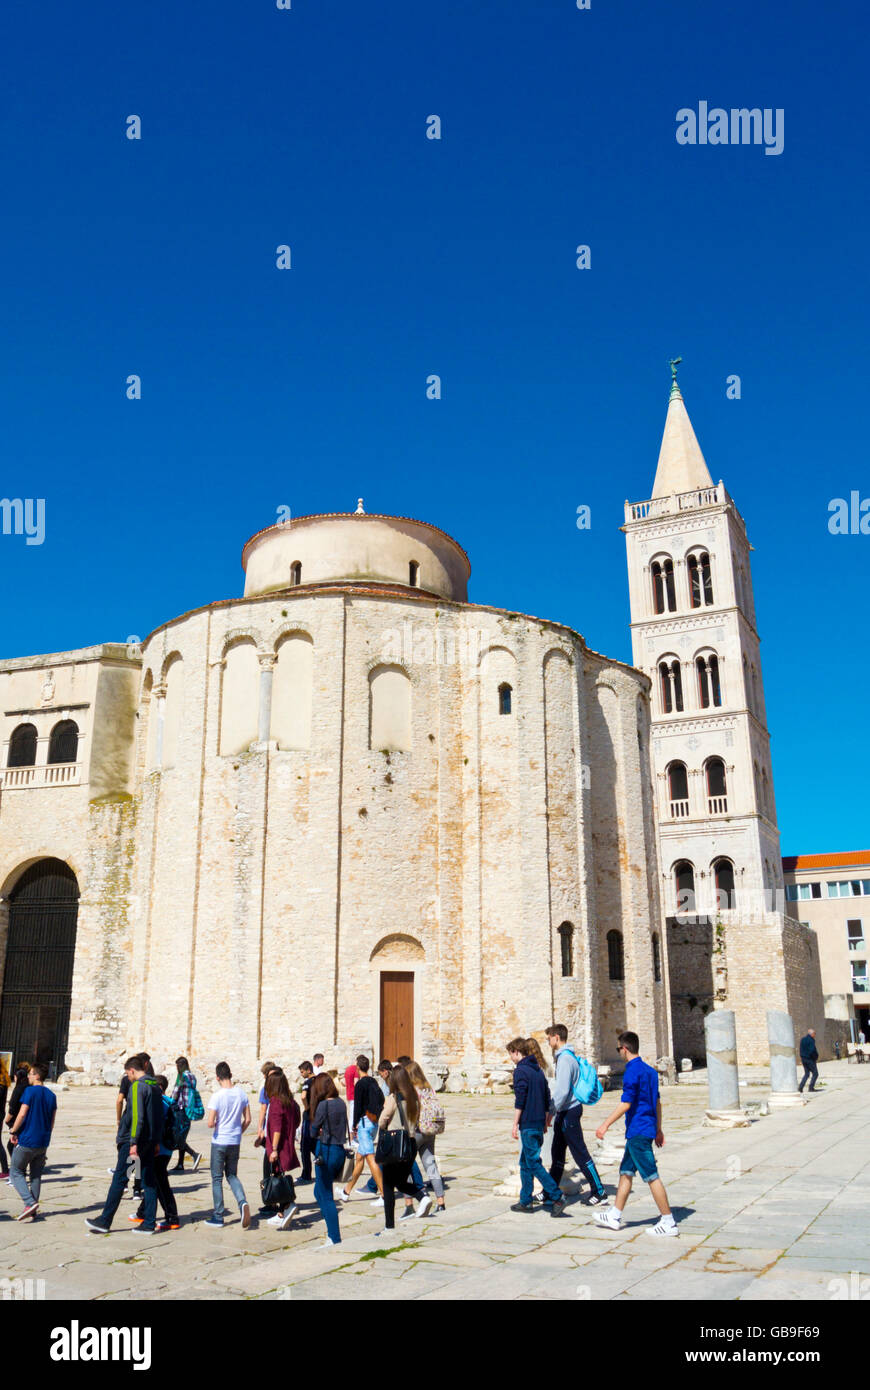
[651,358,714,499]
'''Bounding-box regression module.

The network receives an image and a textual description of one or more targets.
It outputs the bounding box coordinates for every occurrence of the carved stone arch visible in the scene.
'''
[369,932,425,963]
[273,623,314,654]
[0,853,83,900]
[369,933,425,1064]
[160,649,184,683]
[221,629,260,661]
[477,642,517,668]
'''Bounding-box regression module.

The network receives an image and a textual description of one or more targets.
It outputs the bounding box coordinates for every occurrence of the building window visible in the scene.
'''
[409,561,420,587]
[651,559,676,614]
[8,724,37,768]
[688,551,714,608]
[48,720,79,765]
[498,683,512,716]
[667,761,689,817]
[607,930,624,981]
[786,881,822,902]
[659,659,683,714]
[852,960,868,994]
[558,922,574,978]
[697,654,722,708]
[290,561,302,586]
[674,860,695,913]
[847,920,865,951]
[714,858,736,910]
[705,757,727,814]
[828,880,870,899]
[369,665,412,752]
[652,933,662,982]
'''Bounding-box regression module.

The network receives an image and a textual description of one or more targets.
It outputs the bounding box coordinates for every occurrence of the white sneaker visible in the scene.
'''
[647,1218,679,1237]
[416,1194,433,1218]
[594,1208,622,1232]
[338,1190,350,1204]
[368,1196,384,1207]
[279,1205,298,1230]
[318,1239,338,1248]
[266,1214,284,1227]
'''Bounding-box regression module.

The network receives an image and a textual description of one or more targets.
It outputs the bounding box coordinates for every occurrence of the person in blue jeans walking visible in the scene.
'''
[8,1062,57,1220]
[309,1074,349,1247]
[545,1023,607,1205]
[86,1055,163,1235]
[204,1062,251,1229]
[594,1030,677,1238]
[507,1039,565,1216]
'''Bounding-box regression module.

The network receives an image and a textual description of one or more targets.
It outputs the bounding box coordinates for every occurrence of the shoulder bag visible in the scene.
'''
[375,1092,418,1165]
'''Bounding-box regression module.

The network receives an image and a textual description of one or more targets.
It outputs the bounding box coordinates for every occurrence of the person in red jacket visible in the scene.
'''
[263,1069,301,1231]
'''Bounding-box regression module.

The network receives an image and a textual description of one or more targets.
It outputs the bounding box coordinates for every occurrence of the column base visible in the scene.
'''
[767,1092,807,1108]
[704,1108,751,1129]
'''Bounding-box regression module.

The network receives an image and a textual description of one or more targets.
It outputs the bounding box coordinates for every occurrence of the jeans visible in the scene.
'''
[414,1133,444,1199]
[98,1141,134,1229]
[300,1116,313,1180]
[799,1061,819,1092]
[210,1143,248,1223]
[313,1142,346,1243]
[10,1145,47,1206]
[519,1129,562,1206]
[549,1107,605,1198]
[136,1154,177,1222]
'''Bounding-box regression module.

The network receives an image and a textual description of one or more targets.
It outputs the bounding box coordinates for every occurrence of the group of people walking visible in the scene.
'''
[2,1025,691,1240]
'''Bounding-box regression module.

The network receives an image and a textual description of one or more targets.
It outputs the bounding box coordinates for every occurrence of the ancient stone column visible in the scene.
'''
[704,1009,749,1127]
[767,1009,806,1107]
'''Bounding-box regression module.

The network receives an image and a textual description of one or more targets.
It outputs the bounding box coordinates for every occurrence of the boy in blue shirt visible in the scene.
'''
[8,1062,57,1220]
[592,1031,677,1237]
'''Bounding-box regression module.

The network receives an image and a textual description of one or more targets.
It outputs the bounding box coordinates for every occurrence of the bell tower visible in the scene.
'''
[623,363,783,938]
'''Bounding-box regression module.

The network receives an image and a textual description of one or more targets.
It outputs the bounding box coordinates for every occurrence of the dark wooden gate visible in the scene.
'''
[379,971,414,1061]
[0,859,79,1074]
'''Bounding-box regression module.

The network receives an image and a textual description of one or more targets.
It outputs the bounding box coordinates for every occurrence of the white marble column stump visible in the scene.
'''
[767,1009,807,1107]
[704,1009,750,1128]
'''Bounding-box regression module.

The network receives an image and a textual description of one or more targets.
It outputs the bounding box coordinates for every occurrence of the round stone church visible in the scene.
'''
[0,507,669,1086]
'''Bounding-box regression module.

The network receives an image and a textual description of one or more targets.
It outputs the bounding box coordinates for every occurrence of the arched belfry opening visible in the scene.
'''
[0,859,80,1075]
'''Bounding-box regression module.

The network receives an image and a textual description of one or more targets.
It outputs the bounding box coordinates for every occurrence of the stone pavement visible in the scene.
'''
[2,1061,868,1301]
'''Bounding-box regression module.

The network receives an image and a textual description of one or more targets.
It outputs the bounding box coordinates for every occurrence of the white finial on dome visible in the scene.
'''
[355,498,365,514]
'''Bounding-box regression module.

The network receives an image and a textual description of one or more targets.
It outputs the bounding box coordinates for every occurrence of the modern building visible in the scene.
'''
[0,506,670,1085]
[782,851,870,1044]
[623,368,824,1062]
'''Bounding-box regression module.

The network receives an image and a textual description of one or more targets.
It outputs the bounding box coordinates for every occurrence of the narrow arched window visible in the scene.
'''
[663,559,676,612]
[290,561,302,586]
[706,757,727,813]
[761,767,770,815]
[659,662,672,714]
[8,723,37,768]
[668,762,689,817]
[688,553,701,609]
[714,858,736,909]
[652,933,662,982]
[709,654,722,705]
[674,860,695,914]
[701,552,714,604]
[652,561,665,614]
[498,683,512,716]
[658,659,683,714]
[607,930,624,981]
[48,720,79,764]
[671,660,683,711]
[409,560,420,587]
[558,922,574,978]
[697,654,722,709]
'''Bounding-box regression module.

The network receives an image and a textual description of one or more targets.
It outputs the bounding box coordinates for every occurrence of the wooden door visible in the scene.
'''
[379,972,414,1061]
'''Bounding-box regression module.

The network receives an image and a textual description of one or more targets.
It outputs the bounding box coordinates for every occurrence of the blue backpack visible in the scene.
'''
[563,1047,602,1106]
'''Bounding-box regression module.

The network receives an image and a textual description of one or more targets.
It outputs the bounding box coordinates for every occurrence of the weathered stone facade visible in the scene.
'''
[0,512,670,1085]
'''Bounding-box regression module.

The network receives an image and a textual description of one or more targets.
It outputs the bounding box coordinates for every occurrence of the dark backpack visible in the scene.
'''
[160,1102,180,1152]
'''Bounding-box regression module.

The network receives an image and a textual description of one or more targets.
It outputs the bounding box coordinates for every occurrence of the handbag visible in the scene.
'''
[261,1162,296,1210]
[314,1103,353,1168]
[375,1092,418,1165]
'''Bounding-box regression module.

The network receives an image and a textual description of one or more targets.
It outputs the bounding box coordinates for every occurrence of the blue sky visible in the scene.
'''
[1,0,866,853]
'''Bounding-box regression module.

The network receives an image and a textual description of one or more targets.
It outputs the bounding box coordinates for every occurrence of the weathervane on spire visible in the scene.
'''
[668,356,682,399]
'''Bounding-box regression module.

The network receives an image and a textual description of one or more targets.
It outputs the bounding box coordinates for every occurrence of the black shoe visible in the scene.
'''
[510,1201,538,1213]
[550,1198,567,1217]
[585,1193,609,1207]
[170,1165,184,1174]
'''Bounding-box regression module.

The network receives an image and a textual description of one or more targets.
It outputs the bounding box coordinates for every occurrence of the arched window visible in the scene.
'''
[290,561,302,586]
[761,767,770,816]
[714,858,736,910]
[743,655,751,714]
[674,860,695,914]
[651,558,676,614]
[696,653,722,709]
[667,761,689,817]
[688,551,714,608]
[219,640,260,756]
[8,724,37,768]
[705,757,727,813]
[652,933,662,982]
[658,659,683,714]
[498,683,512,716]
[409,560,420,587]
[753,760,762,808]
[48,720,78,765]
[607,929,624,981]
[558,922,574,978]
[271,632,314,750]
[162,658,184,771]
[369,665,412,752]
